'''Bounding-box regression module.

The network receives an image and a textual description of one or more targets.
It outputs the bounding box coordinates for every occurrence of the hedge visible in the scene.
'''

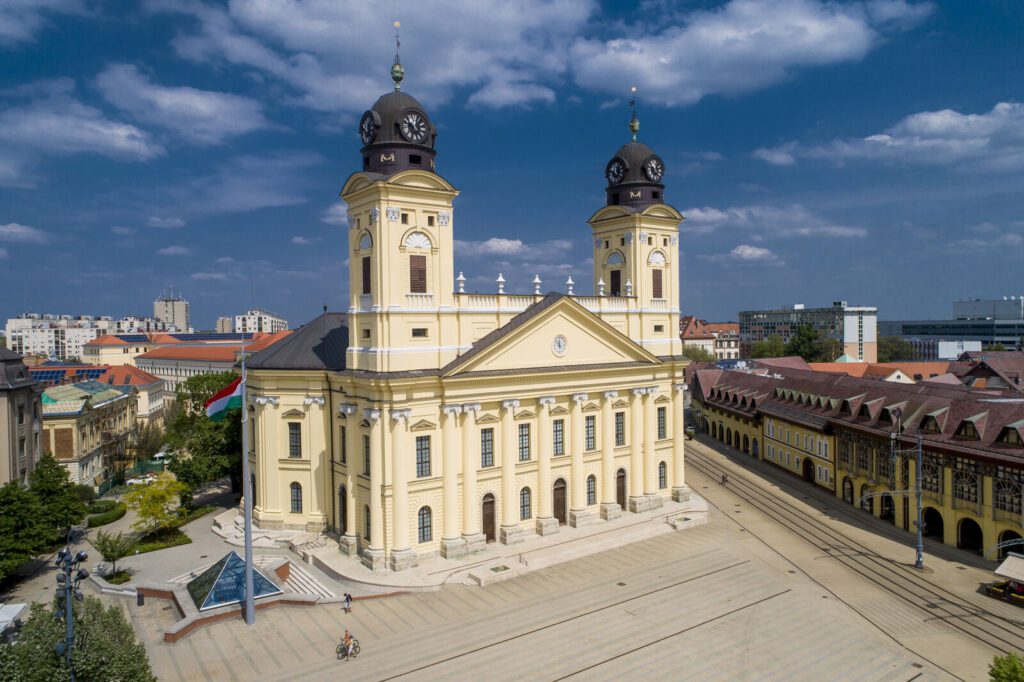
[86,502,127,528]
[88,500,117,514]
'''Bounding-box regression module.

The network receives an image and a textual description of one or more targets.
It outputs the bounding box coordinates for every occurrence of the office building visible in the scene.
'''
[739,302,877,362]
[154,292,190,332]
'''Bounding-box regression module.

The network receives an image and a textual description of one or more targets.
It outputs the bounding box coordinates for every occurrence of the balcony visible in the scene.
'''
[405,293,434,308]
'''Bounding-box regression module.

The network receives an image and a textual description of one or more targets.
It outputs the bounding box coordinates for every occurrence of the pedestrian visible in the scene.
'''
[344,592,352,613]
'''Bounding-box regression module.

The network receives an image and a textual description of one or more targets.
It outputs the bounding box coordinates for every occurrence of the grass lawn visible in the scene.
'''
[105,570,132,585]
[134,527,191,554]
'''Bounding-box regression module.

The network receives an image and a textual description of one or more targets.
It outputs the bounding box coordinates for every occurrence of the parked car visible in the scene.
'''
[685,425,696,440]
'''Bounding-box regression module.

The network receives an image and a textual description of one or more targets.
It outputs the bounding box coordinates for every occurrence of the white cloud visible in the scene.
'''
[291,236,320,246]
[191,271,229,281]
[320,201,348,226]
[755,101,1024,168]
[0,222,50,243]
[0,0,84,46]
[147,216,186,229]
[949,225,1024,252]
[110,225,135,235]
[681,204,866,238]
[96,63,272,145]
[158,245,190,256]
[215,256,234,264]
[703,243,784,266]
[455,237,574,259]
[571,0,931,106]
[0,78,163,160]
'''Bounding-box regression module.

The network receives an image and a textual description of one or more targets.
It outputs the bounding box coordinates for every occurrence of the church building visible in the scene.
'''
[247,54,692,573]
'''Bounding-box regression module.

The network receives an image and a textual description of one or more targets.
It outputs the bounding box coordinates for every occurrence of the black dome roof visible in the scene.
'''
[611,141,656,185]
[366,91,435,147]
[604,138,665,208]
[358,61,438,176]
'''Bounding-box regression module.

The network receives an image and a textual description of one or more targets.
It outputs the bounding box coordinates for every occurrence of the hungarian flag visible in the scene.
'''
[205,377,243,422]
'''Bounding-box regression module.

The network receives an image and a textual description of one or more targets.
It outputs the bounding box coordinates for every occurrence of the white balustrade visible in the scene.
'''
[405,293,434,308]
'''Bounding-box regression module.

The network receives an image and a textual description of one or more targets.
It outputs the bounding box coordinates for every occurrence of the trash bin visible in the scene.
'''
[137,591,145,607]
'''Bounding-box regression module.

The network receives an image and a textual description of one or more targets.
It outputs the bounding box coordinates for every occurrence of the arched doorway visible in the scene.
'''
[802,457,814,483]
[616,469,627,511]
[958,517,983,553]
[880,494,895,524]
[338,485,347,534]
[860,484,873,513]
[752,440,759,458]
[553,479,567,525]
[742,435,749,454]
[709,422,716,439]
[726,427,732,446]
[842,477,854,504]
[734,432,740,449]
[922,507,944,539]
[482,493,496,542]
[999,530,1023,560]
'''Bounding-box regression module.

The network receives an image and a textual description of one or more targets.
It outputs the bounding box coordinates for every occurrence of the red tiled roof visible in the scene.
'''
[85,335,129,346]
[809,362,869,377]
[135,331,291,362]
[102,365,161,386]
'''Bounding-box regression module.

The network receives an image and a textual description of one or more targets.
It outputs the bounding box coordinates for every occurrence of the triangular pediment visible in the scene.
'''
[655,395,672,404]
[612,399,630,409]
[443,294,661,377]
[583,402,600,412]
[476,413,499,424]
[515,409,536,420]
[410,419,436,432]
[550,405,570,416]
[281,409,304,419]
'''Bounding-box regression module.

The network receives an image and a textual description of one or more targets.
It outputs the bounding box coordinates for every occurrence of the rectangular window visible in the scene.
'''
[288,423,302,458]
[415,436,431,478]
[401,212,409,224]
[518,423,531,461]
[553,419,565,456]
[654,324,664,333]
[427,215,435,227]
[657,407,667,439]
[610,269,621,297]
[17,404,24,425]
[362,328,371,339]
[615,412,625,447]
[652,269,663,299]
[361,256,371,294]
[412,328,428,338]
[340,426,347,463]
[585,415,596,450]
[409,254,427,293]
[481,428,494,467]
[363,435,371,476]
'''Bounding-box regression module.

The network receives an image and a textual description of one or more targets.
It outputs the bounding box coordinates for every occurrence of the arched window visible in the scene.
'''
[417,506,432,543]
[586,475,596,505]
[358,232,373,250]
[520,487,532,520]
[364,504,371,539]
[658,461,667,489]
[290,482,302,513]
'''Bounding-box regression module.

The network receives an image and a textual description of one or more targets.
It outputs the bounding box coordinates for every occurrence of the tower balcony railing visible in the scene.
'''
[405,293,434,308]
[649,298,668,310]
[359,294,373,310]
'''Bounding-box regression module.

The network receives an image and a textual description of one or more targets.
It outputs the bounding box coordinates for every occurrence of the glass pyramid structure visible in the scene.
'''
[186,551,283,611]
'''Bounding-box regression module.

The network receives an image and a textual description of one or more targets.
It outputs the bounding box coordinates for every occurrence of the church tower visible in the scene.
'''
[341,42,459,373]
[589,97,683,354]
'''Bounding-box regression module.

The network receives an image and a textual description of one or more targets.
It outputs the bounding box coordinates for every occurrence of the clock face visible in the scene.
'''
[400,111,429,143]
[643,156,664,182]
[606,158,627,185]
[552,334,568,357]
[359,111,377,145]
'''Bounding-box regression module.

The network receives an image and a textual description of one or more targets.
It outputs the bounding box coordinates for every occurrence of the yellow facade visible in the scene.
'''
[762,416,836,491]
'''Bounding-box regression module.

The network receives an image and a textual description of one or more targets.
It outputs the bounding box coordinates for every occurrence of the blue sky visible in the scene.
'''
[1,0,1022,329]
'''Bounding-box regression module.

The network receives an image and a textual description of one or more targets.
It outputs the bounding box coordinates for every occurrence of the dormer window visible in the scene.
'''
[999,428,1023,446]
[920,416,940,433]
[858,404,871,419]
[955,421,980,440]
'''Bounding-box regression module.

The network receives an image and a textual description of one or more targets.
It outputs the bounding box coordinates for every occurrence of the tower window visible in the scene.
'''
[620,237,625,246]
[652,269,663,299]
[654,325,664,333]
[610,270,621,297]
[427,215,435,227]
[362,328,370,339]
[401,213,409,225]
[647,237,653,246]
[611,193,619,205]
[663,238,668,246]
[412,328,428,338]
[653,191,661,200]
[410,254,427,293]
[361,256,371,294]
[603,240,609,249]
[409,154,422,165]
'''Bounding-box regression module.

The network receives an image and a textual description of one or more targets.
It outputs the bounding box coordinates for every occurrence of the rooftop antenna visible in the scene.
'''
[628,85,639,142]
[391,20,404,91]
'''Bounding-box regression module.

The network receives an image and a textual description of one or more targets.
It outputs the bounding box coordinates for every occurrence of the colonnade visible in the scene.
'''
[335,383,689,572]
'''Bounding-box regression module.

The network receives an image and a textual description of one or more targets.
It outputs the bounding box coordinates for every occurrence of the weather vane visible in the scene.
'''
[391,20,404,91]
[628,85,639,142]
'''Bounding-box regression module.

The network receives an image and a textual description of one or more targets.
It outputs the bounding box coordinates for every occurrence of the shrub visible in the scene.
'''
[88,500,117,514]
[105,570,132,585]
[74,484,96,504]
[134,527,191,554]
[86,502,127,528]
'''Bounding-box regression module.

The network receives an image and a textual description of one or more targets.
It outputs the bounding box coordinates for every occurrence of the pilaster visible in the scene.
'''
[388,408,415,572]
[569,392,596,528]
[536,396,558,535]
[461,403,486,552]
[600,390,621,521]
[628,388,646,512]
[361,407,385,573]
[440,405,467,559]
[500,399,527,545]
[671,383,691,502]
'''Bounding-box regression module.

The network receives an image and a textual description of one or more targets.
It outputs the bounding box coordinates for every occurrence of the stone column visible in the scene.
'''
[461,403,485,552]
[672,384,691,502]
[339,404,359,556]
[643,386,663,511]
[569,392,595,527]
[440,405,466,559]
[536,396,558,535]
[628,388,646,512]
[389,408,416,572]
[361,408,386,572]
[600,390,621,520]
[500,399,526,544]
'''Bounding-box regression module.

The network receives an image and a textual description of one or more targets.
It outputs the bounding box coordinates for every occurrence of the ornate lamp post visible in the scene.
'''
[53,541,89,681]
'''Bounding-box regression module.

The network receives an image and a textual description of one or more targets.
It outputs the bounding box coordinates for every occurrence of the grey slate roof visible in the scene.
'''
[247,312,347,371]
[0,347,36,391]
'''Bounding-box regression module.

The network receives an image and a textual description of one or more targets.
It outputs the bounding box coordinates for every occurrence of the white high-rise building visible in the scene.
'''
[154,292,190,332]
[234,309,288,333]
[5,314,114,360]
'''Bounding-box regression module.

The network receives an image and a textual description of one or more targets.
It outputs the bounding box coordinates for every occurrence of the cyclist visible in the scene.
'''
[342,629,354,659]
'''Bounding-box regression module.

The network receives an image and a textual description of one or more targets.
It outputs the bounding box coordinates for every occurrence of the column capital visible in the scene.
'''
[303,396,325,407]
[632,387,648,397]
[363,408,382,422]
[252,395,279,406]
[338,403,358,415]
[441,404,463,416]
[673,383,688,392]
[603,390,619,400]
[501,399,520,411]
[571,393,588,403]
[646,385,660,395]
[462,402,481,413]
[390,408,413,423]
[538,396,556,407]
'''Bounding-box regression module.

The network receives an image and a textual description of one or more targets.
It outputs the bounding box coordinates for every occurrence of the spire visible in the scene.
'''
[628,85,639,142]
[391,20,404,91]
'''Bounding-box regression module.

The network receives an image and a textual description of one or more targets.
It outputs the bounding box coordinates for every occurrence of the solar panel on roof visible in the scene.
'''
[116,334,148,343]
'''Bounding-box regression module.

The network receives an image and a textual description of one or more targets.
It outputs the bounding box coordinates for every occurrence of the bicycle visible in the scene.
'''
[336,638,361,660]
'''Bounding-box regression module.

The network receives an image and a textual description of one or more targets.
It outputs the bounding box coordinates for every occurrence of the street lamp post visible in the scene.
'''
[889,423,924,570]
[54,538,89,681]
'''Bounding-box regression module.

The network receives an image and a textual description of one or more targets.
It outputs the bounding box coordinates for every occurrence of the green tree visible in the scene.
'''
[123,472,187,533]
[133,421,164,462]
[0,598,155,682]
[29,453,86,544]
[877,336,919,363]
[989,652,1024,682]
[784,324,820,361]
[92,530,137,575]
[166,372,242,491]
[984,342,1008,352]
[750,336,786,358]
[814,337,842,363]
[0,482,46,581]
[681,345,716,362]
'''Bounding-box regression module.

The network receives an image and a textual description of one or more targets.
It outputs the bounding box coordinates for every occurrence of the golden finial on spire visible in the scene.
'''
[628,85,639,142]
[391,20,404,91]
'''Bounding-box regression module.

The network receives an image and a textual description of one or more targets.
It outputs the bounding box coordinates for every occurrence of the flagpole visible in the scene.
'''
[240,331,256,625]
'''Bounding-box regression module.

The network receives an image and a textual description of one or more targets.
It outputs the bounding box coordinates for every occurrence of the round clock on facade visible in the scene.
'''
[359,111,379,145]
[643,155,664,182]
[605,158,627,185]
[400,111,429,143]
[552,334,568,357]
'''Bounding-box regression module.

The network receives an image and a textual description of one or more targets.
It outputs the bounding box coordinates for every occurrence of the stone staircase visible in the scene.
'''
[169,556,334,601]
[211,509,303,548]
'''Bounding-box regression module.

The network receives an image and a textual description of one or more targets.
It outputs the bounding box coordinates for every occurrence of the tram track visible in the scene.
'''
[687,446,1024,658]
